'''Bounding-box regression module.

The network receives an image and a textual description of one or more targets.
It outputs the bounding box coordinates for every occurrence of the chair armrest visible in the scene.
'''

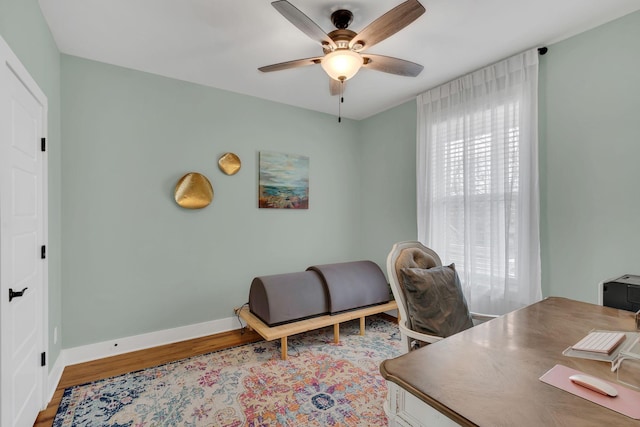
[470,311,499,323]
[398,322,443,344]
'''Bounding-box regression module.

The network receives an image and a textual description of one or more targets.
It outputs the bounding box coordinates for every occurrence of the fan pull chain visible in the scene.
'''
[338,78,345,123]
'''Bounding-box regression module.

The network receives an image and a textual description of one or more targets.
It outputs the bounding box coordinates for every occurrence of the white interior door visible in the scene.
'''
[0,36,48,427]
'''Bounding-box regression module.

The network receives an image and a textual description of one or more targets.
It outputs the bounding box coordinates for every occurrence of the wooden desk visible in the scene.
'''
[380,297,640,427]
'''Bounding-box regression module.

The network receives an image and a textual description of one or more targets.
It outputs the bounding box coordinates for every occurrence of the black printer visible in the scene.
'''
[602,274,640,312]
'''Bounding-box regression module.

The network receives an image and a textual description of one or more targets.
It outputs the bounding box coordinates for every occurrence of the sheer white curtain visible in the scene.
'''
[417,49,541,315]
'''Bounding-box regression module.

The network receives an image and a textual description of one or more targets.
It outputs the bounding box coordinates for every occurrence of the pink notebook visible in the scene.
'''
[539,364,640,419]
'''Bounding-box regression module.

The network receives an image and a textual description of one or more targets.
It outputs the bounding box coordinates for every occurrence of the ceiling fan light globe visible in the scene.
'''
[321,49,363,81]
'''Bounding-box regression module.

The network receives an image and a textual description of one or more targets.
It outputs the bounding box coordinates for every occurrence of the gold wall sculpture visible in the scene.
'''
[174,172,214,209]
[218,152,241,175]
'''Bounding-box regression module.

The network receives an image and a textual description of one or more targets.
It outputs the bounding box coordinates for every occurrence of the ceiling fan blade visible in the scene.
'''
[349,0,425,51]
[272,1,337,49]
[329,78,345,96]
[259,57,322,72]
[362,54,424,77]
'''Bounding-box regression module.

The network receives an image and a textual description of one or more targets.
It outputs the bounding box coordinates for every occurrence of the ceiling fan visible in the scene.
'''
[259,0,426,96]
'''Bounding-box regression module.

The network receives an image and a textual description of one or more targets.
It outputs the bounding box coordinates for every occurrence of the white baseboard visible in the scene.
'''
[61,315,239,367]
[46,354,66,405]
[44,315,241,405]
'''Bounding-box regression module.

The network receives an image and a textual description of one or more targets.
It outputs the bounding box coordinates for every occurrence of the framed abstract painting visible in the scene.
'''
[259,151,309,209]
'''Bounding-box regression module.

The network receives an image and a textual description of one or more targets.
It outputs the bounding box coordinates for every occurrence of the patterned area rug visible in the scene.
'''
[53,316,401,426]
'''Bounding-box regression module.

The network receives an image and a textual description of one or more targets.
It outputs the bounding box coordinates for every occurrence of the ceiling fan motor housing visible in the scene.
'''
[326,29,358,51]
[331,9,353,29]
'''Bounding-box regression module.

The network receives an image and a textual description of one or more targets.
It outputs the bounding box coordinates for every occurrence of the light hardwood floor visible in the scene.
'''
[34,313,396,426]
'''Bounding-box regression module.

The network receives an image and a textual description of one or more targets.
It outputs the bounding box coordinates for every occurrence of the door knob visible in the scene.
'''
[9,287,27,302]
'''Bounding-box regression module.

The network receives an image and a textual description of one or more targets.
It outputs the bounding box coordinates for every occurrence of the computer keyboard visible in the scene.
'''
[571,331,626,354]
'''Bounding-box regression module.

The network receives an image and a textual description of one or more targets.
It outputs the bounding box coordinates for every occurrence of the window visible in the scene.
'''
[417,50,541,315]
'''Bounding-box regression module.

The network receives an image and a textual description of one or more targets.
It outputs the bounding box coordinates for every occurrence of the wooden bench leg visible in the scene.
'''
[333,323,340,343]
[281,336,287,360]
[360,316,365,335]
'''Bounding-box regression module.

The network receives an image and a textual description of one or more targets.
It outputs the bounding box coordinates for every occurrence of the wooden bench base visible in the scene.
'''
[238,300,398,360]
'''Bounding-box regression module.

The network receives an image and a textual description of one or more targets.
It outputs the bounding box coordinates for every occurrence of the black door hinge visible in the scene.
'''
[41,137,46,152]
[41,352,46,367]
[41,245,46,260]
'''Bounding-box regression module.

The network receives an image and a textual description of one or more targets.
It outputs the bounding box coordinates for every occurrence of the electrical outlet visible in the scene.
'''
[54,327,58,344]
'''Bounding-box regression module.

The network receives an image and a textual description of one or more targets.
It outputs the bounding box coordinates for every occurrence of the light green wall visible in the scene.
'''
[0,0,62,368]
[3,0,639,355]
[61,55,363,347]
[362,11,640,304]
[360,101,418,271]
[539,10,640,302]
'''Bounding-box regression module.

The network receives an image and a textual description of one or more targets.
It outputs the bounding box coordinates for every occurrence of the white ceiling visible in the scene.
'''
[38,0,640,120]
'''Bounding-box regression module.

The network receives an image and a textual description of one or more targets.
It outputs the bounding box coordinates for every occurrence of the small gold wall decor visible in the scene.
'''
[218,152,241,175]
[174,172,214,209]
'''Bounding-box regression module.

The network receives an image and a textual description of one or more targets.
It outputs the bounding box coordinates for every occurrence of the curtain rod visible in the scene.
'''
[538,47,548,55]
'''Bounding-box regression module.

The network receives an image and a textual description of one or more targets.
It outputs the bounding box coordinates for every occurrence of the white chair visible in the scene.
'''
[387,241,497,353]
